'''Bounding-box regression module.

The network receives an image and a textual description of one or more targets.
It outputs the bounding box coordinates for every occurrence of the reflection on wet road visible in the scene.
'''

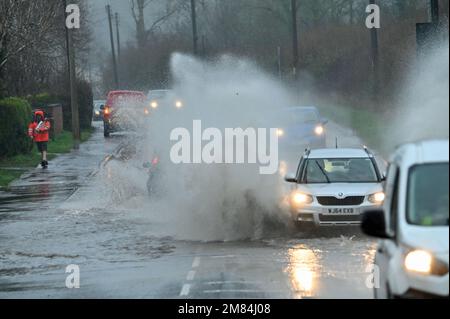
[0,125,377,299]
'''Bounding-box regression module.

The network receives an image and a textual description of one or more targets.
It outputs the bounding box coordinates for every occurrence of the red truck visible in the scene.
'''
[102,90,147,138]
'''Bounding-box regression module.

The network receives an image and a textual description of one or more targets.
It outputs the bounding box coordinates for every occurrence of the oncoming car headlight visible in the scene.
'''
[277,129,285,137]
[150,101,158,109]
[291,192,313,206]
[314,126,324,136]
[404,250,448,276]
[368,192,385,204]
[175,100,183,108]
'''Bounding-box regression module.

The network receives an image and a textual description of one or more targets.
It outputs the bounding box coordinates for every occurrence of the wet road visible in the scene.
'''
[0,122,378,299]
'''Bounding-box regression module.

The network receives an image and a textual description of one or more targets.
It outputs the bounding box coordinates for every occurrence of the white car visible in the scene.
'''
[362,140,449,299]
[284,147,385,229]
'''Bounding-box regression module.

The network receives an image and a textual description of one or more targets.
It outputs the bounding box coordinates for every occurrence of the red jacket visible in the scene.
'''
[28,120,51,142]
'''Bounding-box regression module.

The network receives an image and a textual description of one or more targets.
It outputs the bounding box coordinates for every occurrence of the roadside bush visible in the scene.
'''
[27,80,94,131]
[58,80,94,131]
[0,98,33,158]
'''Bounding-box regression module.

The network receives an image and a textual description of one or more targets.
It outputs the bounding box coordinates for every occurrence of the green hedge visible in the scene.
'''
[27,79,94,131]
[0,97,33,158]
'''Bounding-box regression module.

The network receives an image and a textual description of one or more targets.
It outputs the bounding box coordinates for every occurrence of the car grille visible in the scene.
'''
[319,214,362,222]
[317,196,365,206]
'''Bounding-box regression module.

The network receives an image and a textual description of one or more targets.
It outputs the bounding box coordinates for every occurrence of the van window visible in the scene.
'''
[407,163,449,226]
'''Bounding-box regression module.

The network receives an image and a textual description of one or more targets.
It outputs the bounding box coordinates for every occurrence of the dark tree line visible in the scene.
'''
[99,0,449,106]
[0,0,91,98]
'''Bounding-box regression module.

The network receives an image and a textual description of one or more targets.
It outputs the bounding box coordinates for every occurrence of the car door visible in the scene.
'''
[374,164,399,298]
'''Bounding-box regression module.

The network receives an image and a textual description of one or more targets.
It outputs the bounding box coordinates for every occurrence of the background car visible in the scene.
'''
[102,90,147,138]
[276,106,328,172]
[93,100,106,121]
[362,139,449,299]
[147,89,184,110]
[284,147,385,230]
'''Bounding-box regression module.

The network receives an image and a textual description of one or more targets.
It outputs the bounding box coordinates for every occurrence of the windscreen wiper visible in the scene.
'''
[315,161,331,183]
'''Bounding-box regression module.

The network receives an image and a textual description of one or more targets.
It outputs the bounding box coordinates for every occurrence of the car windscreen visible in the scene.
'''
[149,90,171,100]
[407,163,449,227]
[301,158,379,183]
[286,109,319,125]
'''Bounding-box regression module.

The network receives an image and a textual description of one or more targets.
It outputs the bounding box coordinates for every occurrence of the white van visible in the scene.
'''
[362,140,449,299]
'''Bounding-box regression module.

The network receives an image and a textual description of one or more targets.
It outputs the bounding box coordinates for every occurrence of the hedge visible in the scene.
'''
[0,97,33,158]
[27,79,94,131]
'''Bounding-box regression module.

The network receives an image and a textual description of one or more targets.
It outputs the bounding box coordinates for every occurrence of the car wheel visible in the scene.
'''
[295,221,315,233]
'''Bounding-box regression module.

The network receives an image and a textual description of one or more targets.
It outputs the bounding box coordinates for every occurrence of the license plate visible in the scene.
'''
[326,208,355,214]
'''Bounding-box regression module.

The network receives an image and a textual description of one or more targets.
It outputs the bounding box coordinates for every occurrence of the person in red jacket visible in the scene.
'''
[28,110,51,168]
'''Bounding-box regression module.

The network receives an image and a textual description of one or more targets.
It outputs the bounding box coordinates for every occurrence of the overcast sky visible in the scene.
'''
[88,0,138,50]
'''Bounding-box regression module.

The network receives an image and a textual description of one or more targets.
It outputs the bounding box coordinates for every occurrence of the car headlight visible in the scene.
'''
[368,192,385,204]
[277,129,285,137]
[291,192,313,206]
[405,250,432,274]
[175,100,183,108]
[150,101,158,109]
[314,126,324,136]
[95,111,100,115]
[404,250,449,276]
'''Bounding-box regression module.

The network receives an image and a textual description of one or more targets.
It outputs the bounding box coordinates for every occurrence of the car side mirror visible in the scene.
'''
[361,209,391,239]
[322,118,329,125]
[284,174,297,183]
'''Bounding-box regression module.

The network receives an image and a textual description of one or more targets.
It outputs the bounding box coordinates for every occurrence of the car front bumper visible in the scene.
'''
[291,201,381,226]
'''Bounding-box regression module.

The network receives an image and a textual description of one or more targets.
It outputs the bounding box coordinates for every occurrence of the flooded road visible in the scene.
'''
[0,122,377,299]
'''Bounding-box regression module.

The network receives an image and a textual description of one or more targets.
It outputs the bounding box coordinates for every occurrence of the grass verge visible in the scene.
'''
[318,103,388,151]
[0,128,94,188]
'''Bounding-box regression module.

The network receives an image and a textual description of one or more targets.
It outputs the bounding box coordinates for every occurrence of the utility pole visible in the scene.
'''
[190,0,198,55]
[430,0,439,24]
[201,35,206,57]
[291,0,299,82]
[106,5,119,88]
[277,46,282,81]
[115,12,121,87]
[63,0,80,149]
[115,12,121,63]
[369,0,379,101]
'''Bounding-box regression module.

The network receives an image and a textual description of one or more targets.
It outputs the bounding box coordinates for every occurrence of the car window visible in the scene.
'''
[301,158,379,183]
[287,110,319,124]
[407,163,449,226]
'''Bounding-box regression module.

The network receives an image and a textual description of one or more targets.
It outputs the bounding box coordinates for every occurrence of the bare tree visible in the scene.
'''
[130,0,181,48]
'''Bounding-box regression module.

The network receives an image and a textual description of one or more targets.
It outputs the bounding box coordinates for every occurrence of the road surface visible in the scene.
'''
[0,122,379,299]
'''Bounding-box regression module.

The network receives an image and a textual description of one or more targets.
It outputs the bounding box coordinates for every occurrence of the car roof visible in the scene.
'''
[148,89,172,94]
[307,148,371,159]
[394,139,449,164]
[108,90,145,95]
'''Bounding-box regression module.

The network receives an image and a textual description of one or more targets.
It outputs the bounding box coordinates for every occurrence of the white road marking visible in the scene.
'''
[210,255,236,259]
[179,256,201,297]
[206,281,263,285]
[180,284,191,297]
[186,270,196,281]
[203,289,264,294]
[192,257,201,268]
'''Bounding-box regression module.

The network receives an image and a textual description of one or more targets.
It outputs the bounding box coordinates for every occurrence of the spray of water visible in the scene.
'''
[114,54,300,241]
[385,41,449,152]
